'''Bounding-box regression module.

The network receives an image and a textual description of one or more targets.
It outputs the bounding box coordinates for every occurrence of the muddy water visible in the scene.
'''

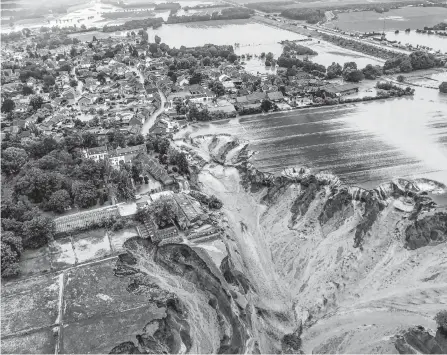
[184,77,447,188]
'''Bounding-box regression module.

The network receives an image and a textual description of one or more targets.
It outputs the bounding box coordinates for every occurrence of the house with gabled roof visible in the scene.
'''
[108,144,146,166]
[62,87,76,104]
[83,146,109,161]
[267,91,284,102]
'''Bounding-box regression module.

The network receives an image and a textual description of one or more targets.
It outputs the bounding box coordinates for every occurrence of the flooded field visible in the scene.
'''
[330,7,447,32]
[71,19,383,74]
[180,71,447,188]
[328,7,447,51]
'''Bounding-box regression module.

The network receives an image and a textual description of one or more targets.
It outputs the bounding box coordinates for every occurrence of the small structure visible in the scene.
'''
[322,84,359,97]
[267,91,284,102]
[173,193,207,230]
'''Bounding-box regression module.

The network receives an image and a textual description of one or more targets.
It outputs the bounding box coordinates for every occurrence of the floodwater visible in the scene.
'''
[384,31,447,53]
[70,19,383,73]
[182,71,447,188]
[328,7,447,52]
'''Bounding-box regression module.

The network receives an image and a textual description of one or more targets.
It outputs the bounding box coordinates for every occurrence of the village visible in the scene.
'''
[0,20,442,279]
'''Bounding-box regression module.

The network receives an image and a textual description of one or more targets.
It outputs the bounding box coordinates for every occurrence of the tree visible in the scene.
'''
[189,71,202,85]
[22,215,55,248]
[326,62,342,79]
[228,53,238,63]
[47,189,72,213]
[343,68,364,83]
[70,46,77,58]
[399,57,413,73]
[109,169,135,201]
[261,99,272,112]
[1,147,28,175]
[43,75,55,86]
[81,131,98,148]
[209,81,225,96]
[149,43,158,54]
[22,85,34,96]
[2,231,24,258]
[439,82,447,94]
[148,197,178,228]
[362,64,382,80]
[202,56,211,66]
[1,240,21,278]
[142,31,148,41]
[26,136,59,158]
[170,150,189,173]
[1,231,23,273]
[15,168,65,203]
[73,181,98,208]
[69,78,78,87]
[409,51,435,70]
[74,159,105,186]
[30,95,44,110]
[176,152,189,173]
[286,66,297,77]
[158,138,170,155]
[155,35,161,44]
[434,310,447,333]
[397,75,405,82]
[1,98,15,113]
[343,62,357,71]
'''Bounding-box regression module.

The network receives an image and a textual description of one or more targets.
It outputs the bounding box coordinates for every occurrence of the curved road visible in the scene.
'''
[141,89,167,135]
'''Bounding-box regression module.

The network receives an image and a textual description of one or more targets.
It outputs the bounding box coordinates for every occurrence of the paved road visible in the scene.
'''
[305,23,412,55]
[140,89,167,135]
[221,0,412,56]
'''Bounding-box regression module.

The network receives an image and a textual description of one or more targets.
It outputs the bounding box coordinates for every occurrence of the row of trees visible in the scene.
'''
[383,51,440,73]
[167,8,253,24]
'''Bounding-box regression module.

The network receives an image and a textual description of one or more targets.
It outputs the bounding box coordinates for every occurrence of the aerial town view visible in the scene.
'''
[1,0,447,353]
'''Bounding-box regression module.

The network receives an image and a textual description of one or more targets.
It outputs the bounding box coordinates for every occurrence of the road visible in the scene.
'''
[140,89,166,135]
[305,23,412,55]
[221,0,412,57]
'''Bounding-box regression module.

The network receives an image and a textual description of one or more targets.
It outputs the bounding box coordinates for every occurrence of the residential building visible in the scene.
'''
[322,84,359,97]
[84,146,108,161]
[108,144,146,166]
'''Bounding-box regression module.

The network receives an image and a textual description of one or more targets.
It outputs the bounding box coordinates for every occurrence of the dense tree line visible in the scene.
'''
[280,8,326,24]
[282,40,318,55]
[103,17,164,32]
[167,8,253,24]
[383,51,440,73]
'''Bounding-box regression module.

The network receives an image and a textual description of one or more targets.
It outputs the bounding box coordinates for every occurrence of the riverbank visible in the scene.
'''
[181,134,447,353]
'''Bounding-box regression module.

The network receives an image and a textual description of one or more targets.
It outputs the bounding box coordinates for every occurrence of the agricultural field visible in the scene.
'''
[1,257,166,354]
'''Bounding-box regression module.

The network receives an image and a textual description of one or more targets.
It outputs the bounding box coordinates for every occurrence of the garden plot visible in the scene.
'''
[50,237,77,269]
[72,229,112,263]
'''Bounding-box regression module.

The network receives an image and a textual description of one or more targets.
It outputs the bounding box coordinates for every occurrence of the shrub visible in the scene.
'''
[435,310,447,333]
[439,82,447,93]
